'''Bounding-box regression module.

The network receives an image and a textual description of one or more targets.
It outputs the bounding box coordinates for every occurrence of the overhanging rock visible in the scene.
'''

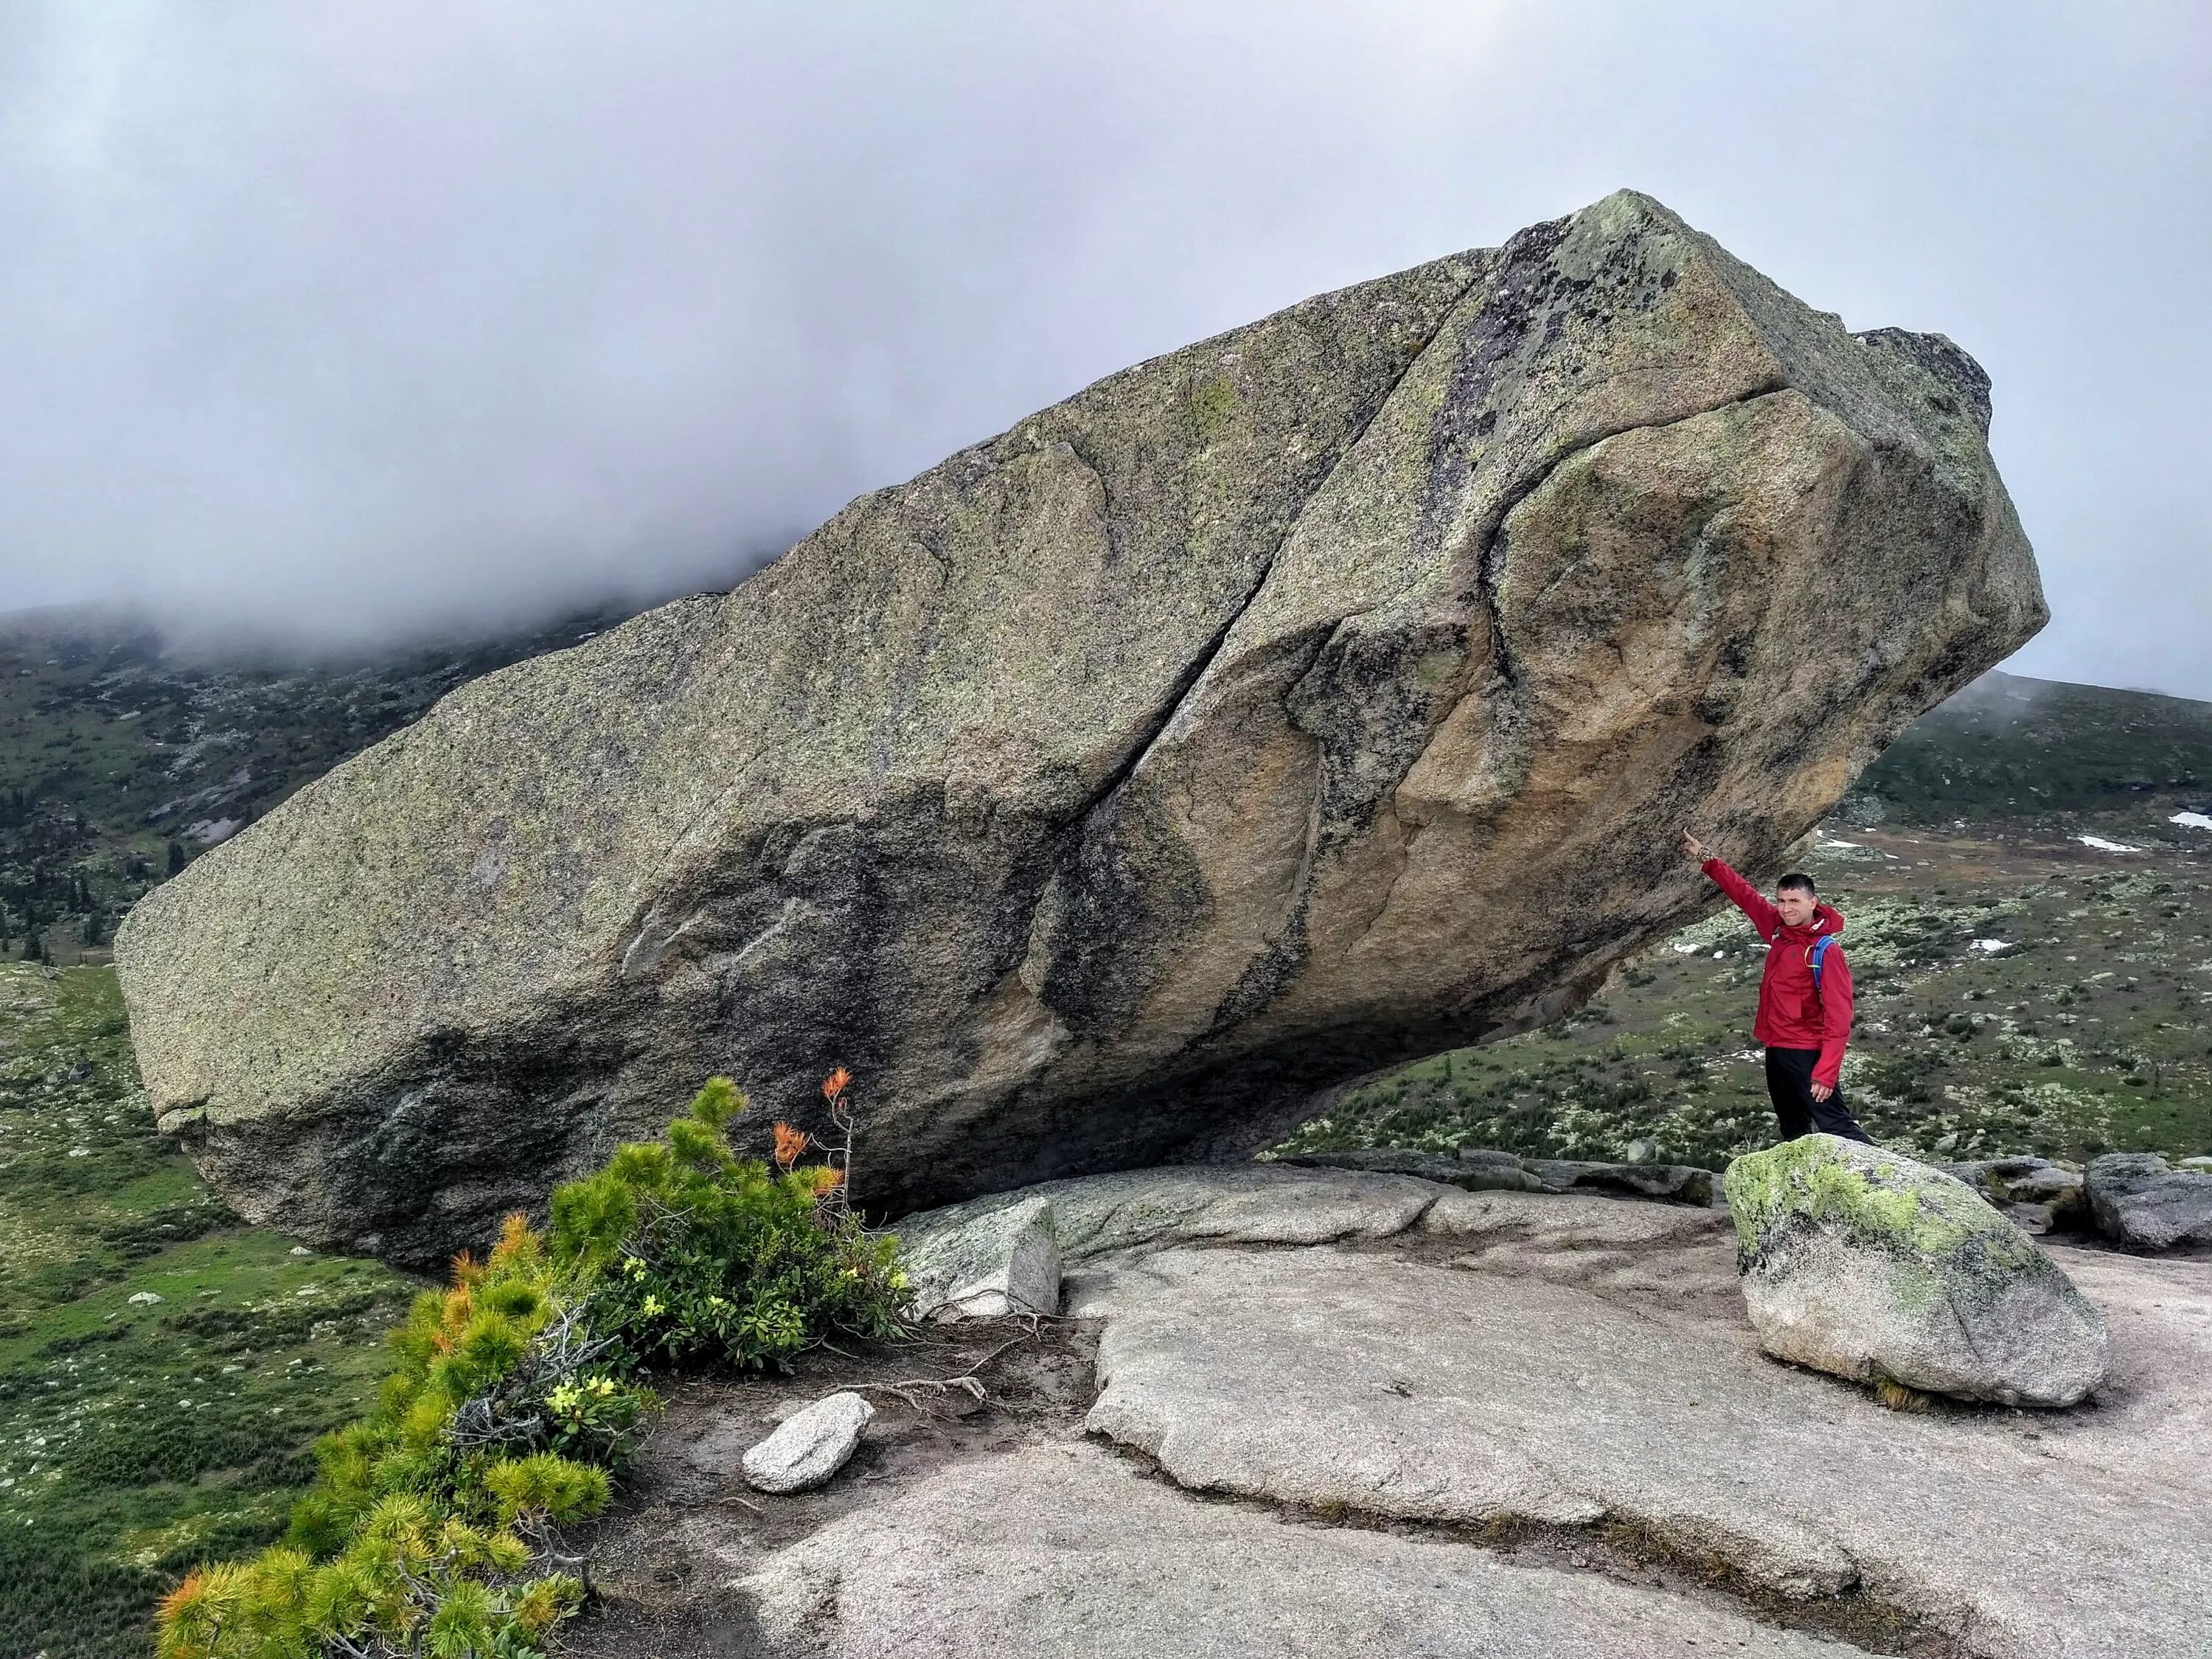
[115,190,2043,1263]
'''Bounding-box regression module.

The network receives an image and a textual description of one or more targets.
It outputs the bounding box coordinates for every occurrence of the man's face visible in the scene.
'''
[1775,886,1819,928]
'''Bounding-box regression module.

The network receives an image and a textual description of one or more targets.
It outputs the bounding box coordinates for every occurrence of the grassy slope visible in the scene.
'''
[0,604,671,1655]
[1846,669,2212,827]
[0,966,414,1658]
[1288,838,2212,1170]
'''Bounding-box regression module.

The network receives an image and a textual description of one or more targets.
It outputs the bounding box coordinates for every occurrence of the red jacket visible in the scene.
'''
[1702,858,1853,1087]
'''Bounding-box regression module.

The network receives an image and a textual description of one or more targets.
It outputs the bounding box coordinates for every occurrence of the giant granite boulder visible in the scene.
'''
[116,191,2044,1262]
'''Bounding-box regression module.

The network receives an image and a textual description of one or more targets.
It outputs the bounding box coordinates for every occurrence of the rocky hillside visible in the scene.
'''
[1851,667,2212,829]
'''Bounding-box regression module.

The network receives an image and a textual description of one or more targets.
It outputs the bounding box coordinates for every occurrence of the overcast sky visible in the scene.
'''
[3,3,2206,694]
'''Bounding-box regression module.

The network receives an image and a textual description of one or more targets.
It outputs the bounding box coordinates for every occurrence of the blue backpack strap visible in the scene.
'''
[1808,934,1835,990]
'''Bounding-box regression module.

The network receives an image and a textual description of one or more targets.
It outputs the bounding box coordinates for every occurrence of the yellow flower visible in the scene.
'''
[639,1293,665,1318]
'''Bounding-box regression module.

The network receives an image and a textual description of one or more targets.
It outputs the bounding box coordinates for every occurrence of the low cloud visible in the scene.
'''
[2,3,2205,692]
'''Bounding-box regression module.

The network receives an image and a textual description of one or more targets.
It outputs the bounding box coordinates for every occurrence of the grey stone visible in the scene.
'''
[898,1164,1447,1277]
[2006,1165,2085,1204]
[2085,1152,2212,1251]
[1276,1146,1544,1192]
[1940,1157,2087,1235]
[1457,1145,1529,1172]
[1279,1145,1716,1203]
[740,1390,874,1494]
[1938,1154,2049,1200]
[737,1441,1875,1659]
[114,192,2044,1265]
[1526,1157,1715,1206]
[1724,1136,2107,1406]
[900,1194,1062,1320]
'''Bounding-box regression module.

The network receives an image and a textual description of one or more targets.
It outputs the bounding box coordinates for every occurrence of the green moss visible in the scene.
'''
[1723,1135,2037,1271]
[1187,375,1242,444]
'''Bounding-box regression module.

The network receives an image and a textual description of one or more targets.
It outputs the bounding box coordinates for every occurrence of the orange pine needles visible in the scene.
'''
[155,1567,212,1624]
[771,1121,810,1169]
[493,1211,535,1262]
[821,1066,851,1102]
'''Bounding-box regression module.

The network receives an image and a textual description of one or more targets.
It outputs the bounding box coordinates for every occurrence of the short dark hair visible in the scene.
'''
[1777,872,1818,897]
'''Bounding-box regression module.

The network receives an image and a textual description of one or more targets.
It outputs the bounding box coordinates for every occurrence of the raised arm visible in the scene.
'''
[1683,831,1779,940]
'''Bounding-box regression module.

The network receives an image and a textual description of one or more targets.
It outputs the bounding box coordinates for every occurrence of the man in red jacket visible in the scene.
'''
[1682,831,1872,1144]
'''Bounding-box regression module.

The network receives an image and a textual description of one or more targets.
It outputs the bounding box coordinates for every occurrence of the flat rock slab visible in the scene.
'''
[738,1441,1876,1659]
[1071,1206,2211,1659]
[573,1166,2204,1658]
[897,1163,1447,1266]
[1279,1146,1717,1204]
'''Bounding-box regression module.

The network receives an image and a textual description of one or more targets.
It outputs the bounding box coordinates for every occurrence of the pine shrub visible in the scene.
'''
[156,1074,908,1658]
[550,1076,905,1371]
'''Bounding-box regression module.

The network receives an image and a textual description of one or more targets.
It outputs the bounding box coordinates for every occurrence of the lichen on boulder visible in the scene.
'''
[1723,1135,2108,1406]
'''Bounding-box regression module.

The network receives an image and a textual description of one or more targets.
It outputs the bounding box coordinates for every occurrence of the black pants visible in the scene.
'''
[1764,1047,1872,1143]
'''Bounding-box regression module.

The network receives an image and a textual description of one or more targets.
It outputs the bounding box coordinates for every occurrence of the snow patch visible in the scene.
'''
[2168,811,2212,831]
[2076,835,2140,854]
[1970,939,2010,953]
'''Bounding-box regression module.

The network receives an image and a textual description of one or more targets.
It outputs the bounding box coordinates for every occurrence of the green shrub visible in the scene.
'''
[156,1074,909,1658]
[550,1074,905,1371]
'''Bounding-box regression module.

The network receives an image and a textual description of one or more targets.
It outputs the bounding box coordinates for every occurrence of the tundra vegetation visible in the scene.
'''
[0,967,414,1659]
[0,1020,902,1659]
[1287,839,2212,1171]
